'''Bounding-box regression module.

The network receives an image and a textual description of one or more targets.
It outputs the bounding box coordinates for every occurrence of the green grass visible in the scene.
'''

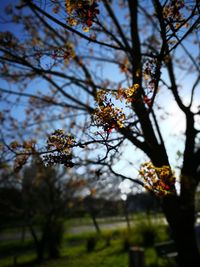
[0,238,128,267]
[0,215,174,267]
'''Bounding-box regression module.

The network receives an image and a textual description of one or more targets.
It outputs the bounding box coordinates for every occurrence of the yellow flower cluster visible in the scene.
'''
[10,141,20,149]
[51,43,75,64]
[10,139,36,172]
[65,0,99,32]
[162,0,184,21]
[65,0,80,16]
[64,42,76,63]
[47,129,75,154]
[93,85,139,133]
[44,129,75,168]
[115,84,140,103]
[139,162,176,197]
[93,90,125,133]
[10,139,36,151]
[67,17,78,27]
[14,154,29,173]
[95,89,107,104]
[94,105,125,132]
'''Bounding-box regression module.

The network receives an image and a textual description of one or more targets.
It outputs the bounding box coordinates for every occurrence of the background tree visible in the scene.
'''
[0,172,23,229]
[65,167,123,233]
[0,159,68,262]
[22,158,68,261]
[0,1,200,266]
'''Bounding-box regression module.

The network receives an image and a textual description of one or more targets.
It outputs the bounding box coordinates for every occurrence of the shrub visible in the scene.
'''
[134,220,158,247]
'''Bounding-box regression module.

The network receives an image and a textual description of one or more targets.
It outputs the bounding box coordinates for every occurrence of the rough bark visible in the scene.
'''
[161,177,200,267]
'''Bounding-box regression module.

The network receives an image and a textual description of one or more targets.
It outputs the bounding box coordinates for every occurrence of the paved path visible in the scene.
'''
[0,220,130,241]
[4,216,200,241]
[69,221,129,234]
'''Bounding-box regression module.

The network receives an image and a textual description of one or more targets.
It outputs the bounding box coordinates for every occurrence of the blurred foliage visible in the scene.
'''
[0,213,173,267]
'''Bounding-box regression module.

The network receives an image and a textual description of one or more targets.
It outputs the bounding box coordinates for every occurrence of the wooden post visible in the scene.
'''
[129,246,145,267]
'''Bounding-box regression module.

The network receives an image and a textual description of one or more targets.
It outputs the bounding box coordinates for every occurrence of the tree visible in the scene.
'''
[0,181,23,228]
[0,159,67,262]
[0,158,99,262]
[0,1,200,266]
[21,158,67,261]
[65,168,122,233]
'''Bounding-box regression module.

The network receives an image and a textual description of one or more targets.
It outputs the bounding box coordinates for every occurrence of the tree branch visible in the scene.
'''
[25,0,124,51]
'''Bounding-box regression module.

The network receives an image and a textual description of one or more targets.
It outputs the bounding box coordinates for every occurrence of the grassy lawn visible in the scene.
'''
[0,216,176,267]
[48,239,128,267]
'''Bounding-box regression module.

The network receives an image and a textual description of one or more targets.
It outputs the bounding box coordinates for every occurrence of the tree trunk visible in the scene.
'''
[125,211,131,231]
[91,213,101,233]
[124,200,131,231]
[162,191,200,267]
[35,242,45,262]
[175,220,200,267]
[29,224,45,262]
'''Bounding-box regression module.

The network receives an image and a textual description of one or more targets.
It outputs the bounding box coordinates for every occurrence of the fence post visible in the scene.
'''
[129,246,145,267]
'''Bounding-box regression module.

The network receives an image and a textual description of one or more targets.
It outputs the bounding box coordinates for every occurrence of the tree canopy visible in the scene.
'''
[0,1,200,266]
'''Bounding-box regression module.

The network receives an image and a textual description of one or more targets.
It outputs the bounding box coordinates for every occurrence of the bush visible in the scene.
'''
[141,226,157,247]
[134,220,158,247]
